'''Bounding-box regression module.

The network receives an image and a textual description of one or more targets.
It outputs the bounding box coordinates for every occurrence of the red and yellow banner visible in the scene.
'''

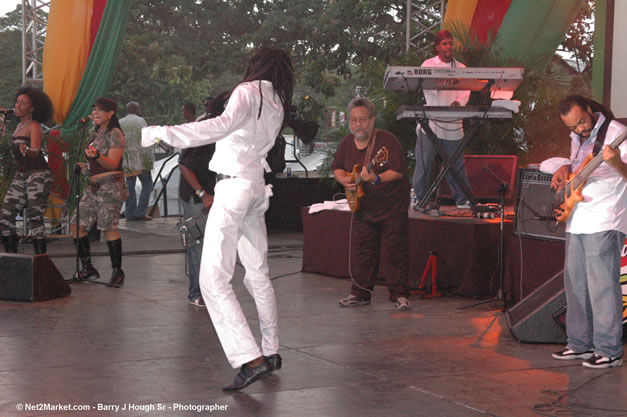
[43,0,126,128]
[42,1,95,124]
[444,0,584,70]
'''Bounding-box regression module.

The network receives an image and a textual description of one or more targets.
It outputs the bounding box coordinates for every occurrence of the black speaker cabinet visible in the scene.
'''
[0,253,70,302]
[506,270,567,344]
[515,169,566,241]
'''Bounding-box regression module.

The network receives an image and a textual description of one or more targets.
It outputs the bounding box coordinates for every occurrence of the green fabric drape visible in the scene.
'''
[60,1,131,134]
[591,0,608,102]
[492,0,584,71]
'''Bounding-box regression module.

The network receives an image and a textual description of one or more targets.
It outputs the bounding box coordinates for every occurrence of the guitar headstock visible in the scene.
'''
[372,146,389,168]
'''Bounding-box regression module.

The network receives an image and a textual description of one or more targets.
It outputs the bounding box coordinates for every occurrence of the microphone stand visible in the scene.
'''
[459,166,508,310]
[63,121,107,285]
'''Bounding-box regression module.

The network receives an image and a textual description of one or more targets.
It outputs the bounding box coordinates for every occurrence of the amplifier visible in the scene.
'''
[514,169,566,241]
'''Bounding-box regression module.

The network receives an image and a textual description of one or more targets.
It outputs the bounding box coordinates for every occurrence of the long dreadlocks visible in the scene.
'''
[240,47,294,123]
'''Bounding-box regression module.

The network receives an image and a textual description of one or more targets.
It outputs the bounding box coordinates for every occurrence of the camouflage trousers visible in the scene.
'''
[70,177,128,231]
[0,170,53,238]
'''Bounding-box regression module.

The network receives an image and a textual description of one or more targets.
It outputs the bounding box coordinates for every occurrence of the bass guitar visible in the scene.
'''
[345,147,389,212]
[554,128,627,222]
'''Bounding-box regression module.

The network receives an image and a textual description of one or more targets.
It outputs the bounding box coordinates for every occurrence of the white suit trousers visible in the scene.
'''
[199,177,278,368]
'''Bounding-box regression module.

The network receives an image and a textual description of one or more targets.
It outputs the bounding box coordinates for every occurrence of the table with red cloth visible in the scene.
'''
[301,207,565,303]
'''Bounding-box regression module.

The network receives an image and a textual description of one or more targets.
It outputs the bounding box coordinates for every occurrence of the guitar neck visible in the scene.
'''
[354,160,375,186]
[555,128,627,205]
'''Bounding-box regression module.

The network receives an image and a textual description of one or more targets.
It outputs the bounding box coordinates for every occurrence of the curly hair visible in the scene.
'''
[15,86,54,123]
[240,47,294,123]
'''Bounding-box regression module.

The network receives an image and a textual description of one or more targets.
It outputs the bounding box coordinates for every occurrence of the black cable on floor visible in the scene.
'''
[531,370,627,416]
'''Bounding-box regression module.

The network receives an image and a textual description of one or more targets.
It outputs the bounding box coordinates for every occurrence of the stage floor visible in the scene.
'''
[0,218,625,417]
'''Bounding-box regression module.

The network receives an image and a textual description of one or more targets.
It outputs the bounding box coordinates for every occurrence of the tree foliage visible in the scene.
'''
[0,6,24,108]
[0,0,597,167]
[559,0,594,74]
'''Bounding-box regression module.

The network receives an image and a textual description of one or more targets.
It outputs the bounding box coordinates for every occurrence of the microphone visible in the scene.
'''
[0,109,15,115]
[76,115,92,124]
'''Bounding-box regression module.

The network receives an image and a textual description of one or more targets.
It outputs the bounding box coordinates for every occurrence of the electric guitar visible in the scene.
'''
[554,128,627,222]
[345,147,389,212]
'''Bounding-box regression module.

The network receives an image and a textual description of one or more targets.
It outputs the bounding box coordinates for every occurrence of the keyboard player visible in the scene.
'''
[412,29,472,210]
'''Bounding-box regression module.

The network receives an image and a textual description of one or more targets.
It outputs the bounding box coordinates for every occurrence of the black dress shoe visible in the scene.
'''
[265,354,282,370]
[222,359,272,391]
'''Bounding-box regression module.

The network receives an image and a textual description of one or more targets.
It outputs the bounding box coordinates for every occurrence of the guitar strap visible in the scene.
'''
[592,117,612,156]
[363,129,378,169]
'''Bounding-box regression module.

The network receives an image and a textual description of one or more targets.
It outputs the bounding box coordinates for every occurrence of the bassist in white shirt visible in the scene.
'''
[551,95,627,369]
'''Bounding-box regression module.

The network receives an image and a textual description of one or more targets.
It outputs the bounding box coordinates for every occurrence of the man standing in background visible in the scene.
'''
[412,30,472,210]
[120,101,153,221]
[178,101,217,307]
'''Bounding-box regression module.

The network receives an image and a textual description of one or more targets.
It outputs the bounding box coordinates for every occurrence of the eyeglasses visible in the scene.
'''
[349,117,371,124]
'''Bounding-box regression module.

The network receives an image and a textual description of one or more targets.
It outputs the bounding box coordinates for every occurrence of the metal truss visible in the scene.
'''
[406,0,446,53]
[21,0,50,85]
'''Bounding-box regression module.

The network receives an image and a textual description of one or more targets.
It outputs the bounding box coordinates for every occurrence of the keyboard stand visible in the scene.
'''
[415,117,483,210]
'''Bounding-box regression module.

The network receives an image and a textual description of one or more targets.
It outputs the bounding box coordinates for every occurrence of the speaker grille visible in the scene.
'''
[515,168,566,241]
[506,270,567,344]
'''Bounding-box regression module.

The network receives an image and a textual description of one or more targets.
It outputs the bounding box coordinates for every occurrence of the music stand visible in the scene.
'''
[459,166,508,309]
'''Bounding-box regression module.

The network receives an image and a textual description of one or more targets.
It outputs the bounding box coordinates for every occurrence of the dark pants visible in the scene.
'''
[126,170,152,219]
[412,130,471,205]
[350,213,409,301]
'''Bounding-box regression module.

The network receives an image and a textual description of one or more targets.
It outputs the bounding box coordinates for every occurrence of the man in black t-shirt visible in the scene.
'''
[179,101,216,306]
[331,97,411,310]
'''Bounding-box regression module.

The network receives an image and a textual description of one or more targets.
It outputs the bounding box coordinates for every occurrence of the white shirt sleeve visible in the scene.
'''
[141,84,254,149]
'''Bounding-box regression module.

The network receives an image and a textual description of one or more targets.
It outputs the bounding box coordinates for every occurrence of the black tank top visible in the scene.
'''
[11,135,49,173]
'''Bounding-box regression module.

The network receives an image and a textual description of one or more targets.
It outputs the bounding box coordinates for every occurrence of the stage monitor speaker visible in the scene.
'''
[438,155,518,204]
[0,253,70,302]
[515,169,566,241]
[506,270,566,344]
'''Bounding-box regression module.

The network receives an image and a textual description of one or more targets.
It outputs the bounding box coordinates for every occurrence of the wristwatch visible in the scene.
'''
[373,175,381,185]
[195,189,206,198]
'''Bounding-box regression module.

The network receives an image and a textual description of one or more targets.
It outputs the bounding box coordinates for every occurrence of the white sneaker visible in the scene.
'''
[552,348,593,360]
[582,354,623,369]
[456,201,471,209]
[394,297,411,310]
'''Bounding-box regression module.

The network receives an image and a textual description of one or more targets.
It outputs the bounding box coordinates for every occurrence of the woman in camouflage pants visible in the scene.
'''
[0,86,54,254]
[71,98,128,287]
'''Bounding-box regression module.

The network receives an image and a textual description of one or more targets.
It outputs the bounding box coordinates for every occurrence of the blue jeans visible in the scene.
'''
[181,198,207,301]
[126,170,152,219]
[564,230,625,358]
[411,129,471,205]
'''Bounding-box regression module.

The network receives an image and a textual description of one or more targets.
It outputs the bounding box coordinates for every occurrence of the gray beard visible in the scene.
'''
[353,129,369,141]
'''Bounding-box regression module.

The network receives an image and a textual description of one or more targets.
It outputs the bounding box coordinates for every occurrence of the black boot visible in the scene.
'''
[33,238,47,254]
[2,234,18,253]
[107,238,124,287]
[74,236,100,281]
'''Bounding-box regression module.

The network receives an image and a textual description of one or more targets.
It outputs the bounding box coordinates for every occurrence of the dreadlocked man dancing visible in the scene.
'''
[142,47,293,390]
